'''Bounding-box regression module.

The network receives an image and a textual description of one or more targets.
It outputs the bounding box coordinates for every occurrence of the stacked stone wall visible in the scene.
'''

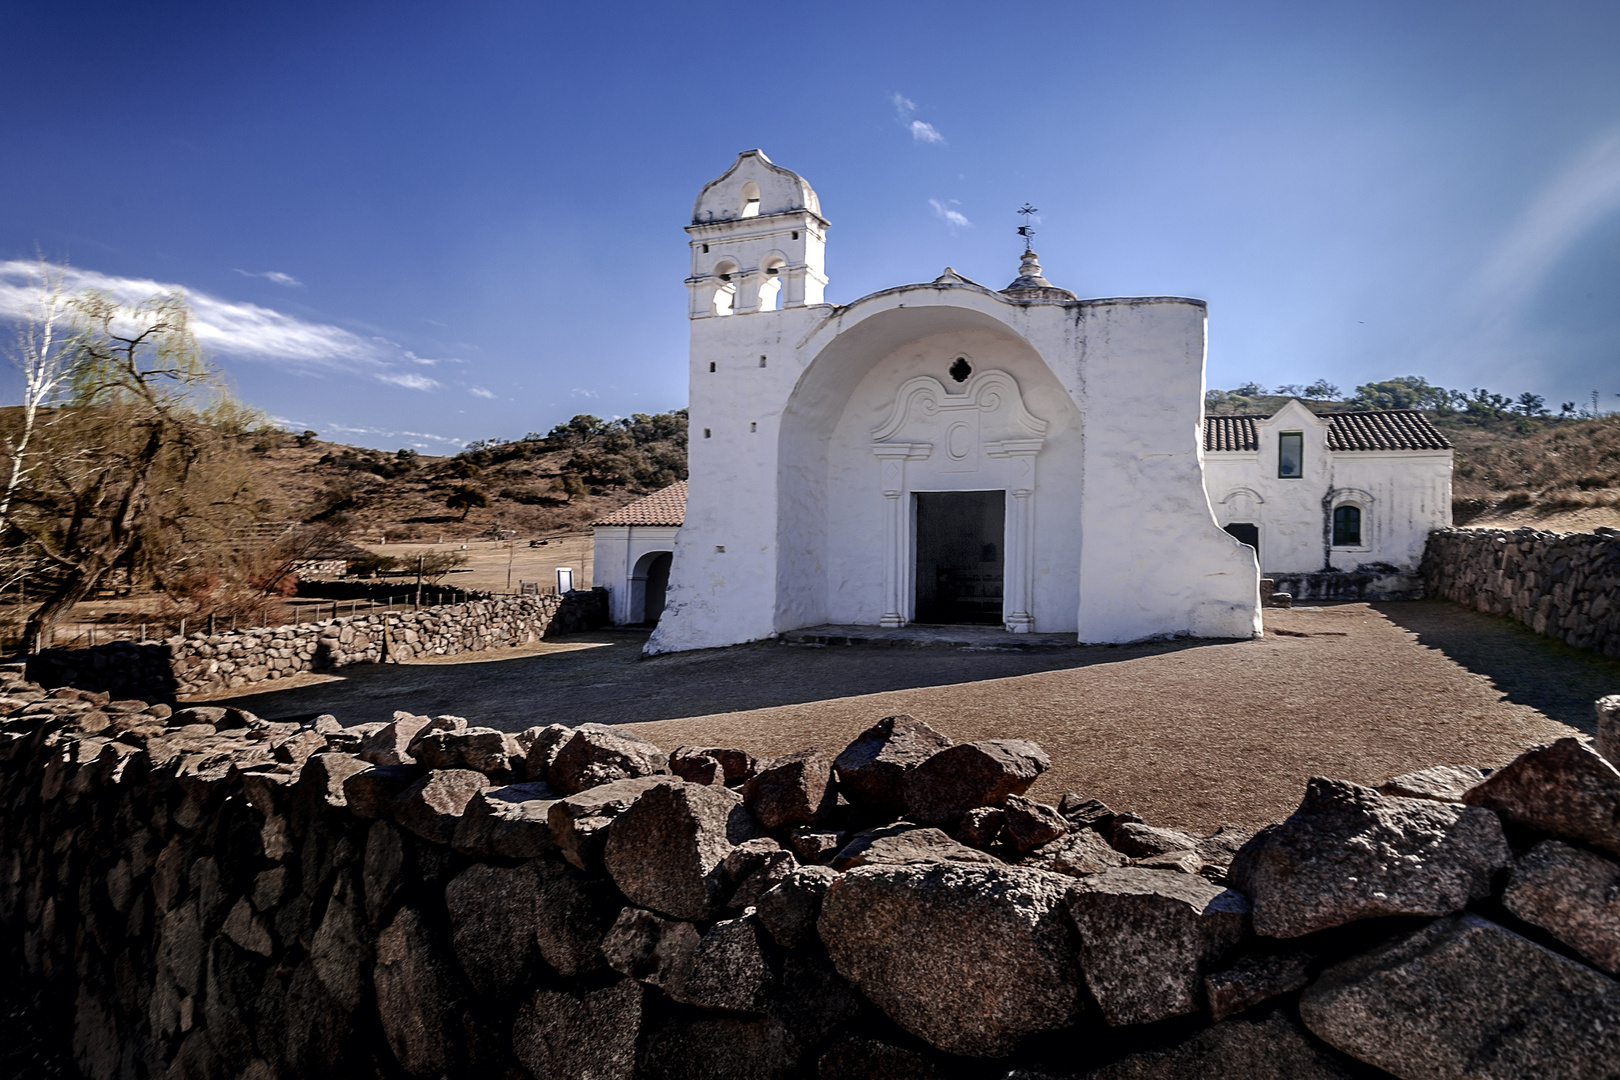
[2,676,1618,1080]
[22,589,609,701]
[1423,526,1620,657]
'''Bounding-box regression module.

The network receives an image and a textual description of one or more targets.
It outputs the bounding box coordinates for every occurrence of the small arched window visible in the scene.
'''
[740,181,761,218]
[1332,505,1363,546]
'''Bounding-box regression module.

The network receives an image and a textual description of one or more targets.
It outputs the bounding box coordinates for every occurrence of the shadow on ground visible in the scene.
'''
[200,628,1224,730]
[1373,599,1620,734]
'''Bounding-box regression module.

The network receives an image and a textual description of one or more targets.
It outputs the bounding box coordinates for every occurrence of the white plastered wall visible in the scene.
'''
[650,283,1261,652]
[1072,299,1262,641]
[1202,399,1453,574]
[592,525,680,625]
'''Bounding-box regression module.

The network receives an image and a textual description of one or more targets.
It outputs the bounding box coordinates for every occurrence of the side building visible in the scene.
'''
[590,481,686,626]
[1202,399,1453,600]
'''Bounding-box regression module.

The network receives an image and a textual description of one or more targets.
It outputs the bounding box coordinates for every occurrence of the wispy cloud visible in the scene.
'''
[930,198,972,231]
[1473,126,1620,309]
[571,387,599,398]
[377,372,440,391]
[910,122,945,144]
[892,92,946,144]
[0,261,450,389]
[234,268,303,288]
[469,386,496,399]
[326,423,464,448]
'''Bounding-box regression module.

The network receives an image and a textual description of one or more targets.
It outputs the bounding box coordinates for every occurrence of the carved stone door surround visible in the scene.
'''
[869,368,1049,631]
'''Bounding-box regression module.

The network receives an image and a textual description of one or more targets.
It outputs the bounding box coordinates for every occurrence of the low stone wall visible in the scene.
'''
[23,589,609,701]
[1267,568,1424,602]
[2,673,1618,1080]
[1424,526,1620,657]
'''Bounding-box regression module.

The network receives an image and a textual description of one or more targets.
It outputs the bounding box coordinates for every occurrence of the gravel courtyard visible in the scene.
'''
[199,600,1618,833]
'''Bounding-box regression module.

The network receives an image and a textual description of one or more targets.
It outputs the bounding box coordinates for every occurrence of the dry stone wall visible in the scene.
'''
[3,676,1620,1079]
[23,590,608,701]
[1423,526,1620,658]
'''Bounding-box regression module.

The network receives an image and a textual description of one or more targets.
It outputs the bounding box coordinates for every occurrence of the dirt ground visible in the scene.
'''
[197,600,1619,833]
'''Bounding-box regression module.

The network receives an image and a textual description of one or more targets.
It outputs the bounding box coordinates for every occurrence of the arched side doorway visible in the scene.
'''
[629,551,673,625]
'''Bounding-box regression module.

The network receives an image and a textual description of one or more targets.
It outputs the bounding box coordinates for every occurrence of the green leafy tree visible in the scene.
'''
[445,484,490,520]
[1515,392,1548,417]
[1348,376,1453,411]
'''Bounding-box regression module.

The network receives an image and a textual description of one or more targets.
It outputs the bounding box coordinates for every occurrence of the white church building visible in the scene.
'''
[599,149,1270,653]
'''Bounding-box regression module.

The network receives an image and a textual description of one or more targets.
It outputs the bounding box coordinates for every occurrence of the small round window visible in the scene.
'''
[948,357,972,383]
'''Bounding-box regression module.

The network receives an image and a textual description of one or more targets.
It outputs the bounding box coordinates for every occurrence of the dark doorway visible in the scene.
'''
[914,490,1005,625]
[1224,522,1259,564]
[640,552,672,626]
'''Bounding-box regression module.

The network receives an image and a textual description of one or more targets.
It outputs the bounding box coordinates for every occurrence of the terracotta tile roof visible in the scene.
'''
[1205,415,1258,452]
[591,480,687,527]
[1319,410,1452,451]
[1203,410,1451,453]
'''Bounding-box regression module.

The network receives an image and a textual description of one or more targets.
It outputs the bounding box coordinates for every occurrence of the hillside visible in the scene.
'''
[1205,389,1620,532]
[273,401,1620,538]
[256,410,688,541]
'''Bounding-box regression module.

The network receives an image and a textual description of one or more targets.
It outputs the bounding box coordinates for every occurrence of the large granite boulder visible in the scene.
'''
[358,712,432,767]
[1300,913,1620,1080]
[1463,738,1620,857]
[530,859,621,977]
[550,728,664,795]
[601,908,772,1013]
[831,714,953,817]
[678,916,774,1013]
[547,775,671,870]
[603,780,761,921]
[408,727,511,777]
[520,723,575,783]
[391,769,488,845]
[373,907,465,1078]
[1233,777,1510,937]
[755,866,840,950]
[1110,822,1198,858]
[1066,867,1250,1025]
[1377,765,1487,803]
[1025,828,1129,878]
[1002,795,1069,853]
[512,979,642,1080]
[902,740,1050,828]
[817,862,1082,1057]
[340,764,419,820]
[742,748,837,828]
[672,745,756,785]
[602,907,700,994]
[1204,950,1313,1022]
[1500,838,1620,975]
[451,782,559,858]
[444,863,543,998]
[1083,1009,1362,1080]
[831,824,1002,870]
[1597,694,1620,767]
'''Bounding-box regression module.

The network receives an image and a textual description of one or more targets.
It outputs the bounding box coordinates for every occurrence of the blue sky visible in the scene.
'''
[3,0,1618,450]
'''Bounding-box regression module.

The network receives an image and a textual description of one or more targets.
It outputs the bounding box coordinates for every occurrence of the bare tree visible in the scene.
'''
[13,289,262,651]
[0,258,75,539]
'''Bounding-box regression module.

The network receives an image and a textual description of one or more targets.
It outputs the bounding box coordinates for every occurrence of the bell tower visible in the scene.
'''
[685,150,828,317]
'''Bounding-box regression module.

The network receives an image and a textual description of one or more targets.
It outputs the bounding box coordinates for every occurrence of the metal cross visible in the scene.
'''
[1016,203,1039,251]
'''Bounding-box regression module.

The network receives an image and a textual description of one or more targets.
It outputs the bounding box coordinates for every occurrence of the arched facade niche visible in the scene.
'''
[775,302,1082,633]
